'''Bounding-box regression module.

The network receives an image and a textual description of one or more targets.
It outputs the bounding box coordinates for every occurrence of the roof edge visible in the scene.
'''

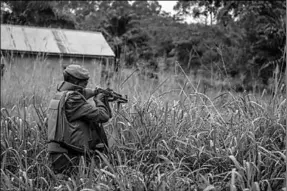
[1,24,103,35]
[1,49,115,58]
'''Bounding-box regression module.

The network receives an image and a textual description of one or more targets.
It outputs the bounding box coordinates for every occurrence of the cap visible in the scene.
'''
[64,64,90,80]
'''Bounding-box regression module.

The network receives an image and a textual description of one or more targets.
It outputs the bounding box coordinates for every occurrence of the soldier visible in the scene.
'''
[47,64,112,177]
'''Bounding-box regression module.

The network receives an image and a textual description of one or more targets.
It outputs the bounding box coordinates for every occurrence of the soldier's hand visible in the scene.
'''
[94,93,107,102]
[94,93,112,118]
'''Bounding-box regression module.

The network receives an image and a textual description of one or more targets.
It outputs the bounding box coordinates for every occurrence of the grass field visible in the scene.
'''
[1,57,286,191]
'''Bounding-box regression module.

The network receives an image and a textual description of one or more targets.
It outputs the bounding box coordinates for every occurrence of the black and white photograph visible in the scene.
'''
[0,1,286,190]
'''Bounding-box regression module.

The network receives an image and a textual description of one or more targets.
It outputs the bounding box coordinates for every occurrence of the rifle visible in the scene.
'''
[83,87,128,103]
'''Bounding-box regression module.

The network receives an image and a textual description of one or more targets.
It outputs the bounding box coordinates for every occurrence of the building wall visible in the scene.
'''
[1,51,116,86]
[1,52,114,69]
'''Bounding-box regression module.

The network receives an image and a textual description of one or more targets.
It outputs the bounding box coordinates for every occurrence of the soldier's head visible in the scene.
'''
[63,64,90,88]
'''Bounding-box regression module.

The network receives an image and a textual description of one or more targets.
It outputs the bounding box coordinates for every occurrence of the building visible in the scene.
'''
[0,24,115,70]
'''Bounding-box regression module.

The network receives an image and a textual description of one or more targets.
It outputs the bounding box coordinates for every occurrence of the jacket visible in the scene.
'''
[47,81,111,154]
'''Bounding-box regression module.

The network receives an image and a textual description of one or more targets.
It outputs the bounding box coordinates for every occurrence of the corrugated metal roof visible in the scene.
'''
[1,24,115,57]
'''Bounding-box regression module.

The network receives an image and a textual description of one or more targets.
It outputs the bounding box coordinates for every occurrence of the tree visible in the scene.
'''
[1,1,75,28]
[217,1,286,87]
[174,0,225,25]
[173,0,286,91]
[80,1,149,67]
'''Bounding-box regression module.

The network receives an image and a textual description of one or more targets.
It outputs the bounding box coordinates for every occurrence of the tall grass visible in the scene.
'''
[1,56,286,191]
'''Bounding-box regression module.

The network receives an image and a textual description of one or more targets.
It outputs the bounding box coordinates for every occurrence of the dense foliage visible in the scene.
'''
[1,0,286,92]
[0,57,286,191]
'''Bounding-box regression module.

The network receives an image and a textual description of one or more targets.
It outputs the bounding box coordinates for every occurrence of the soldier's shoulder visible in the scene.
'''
[65,91,86,102]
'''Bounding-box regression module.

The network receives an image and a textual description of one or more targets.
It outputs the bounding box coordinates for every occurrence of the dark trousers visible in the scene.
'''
[49,152,80,176]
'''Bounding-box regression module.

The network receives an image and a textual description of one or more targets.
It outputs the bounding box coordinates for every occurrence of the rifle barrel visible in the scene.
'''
[95,87,128,103]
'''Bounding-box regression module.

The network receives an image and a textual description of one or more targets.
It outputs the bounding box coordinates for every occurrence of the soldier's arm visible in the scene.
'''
[65,92,111,123]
